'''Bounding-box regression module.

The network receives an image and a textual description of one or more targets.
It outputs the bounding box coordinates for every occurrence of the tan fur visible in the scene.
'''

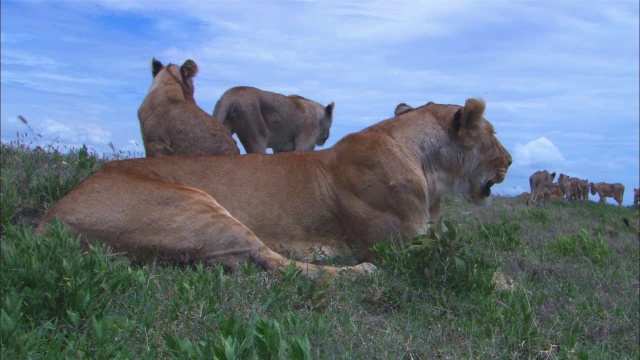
[590,182,625,206]
[212,86,334,154]
[558,173,574,200]
[575,178,589,201]
[518,192,531,201]
[558,174,589,201]
[137,58,239,157]
[36,98,511,278]
[529,170,556,204]
[550,186,564,200]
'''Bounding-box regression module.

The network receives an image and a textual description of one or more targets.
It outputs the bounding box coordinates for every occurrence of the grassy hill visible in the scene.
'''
[2,141,638,359]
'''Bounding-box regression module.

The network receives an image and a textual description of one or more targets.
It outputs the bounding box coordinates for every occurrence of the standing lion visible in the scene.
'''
[137,58,239,157]
[558,173,574,200]
[576,178,589,201]
[529,170,556,205]
[212,86,334,154]
[590,182,625,206]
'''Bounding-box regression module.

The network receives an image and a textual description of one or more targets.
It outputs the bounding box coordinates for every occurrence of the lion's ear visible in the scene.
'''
[453,98,485,133]
[325,102,335,117]
[394,103,413,116]
[550,172,556,180]
[152,58,164,77]
[181,60,199,79]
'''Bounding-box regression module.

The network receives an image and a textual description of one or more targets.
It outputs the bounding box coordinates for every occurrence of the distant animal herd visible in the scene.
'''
[524,170,639,207]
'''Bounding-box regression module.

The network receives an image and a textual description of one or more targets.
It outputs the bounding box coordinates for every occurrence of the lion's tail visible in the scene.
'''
[212,95,234,134]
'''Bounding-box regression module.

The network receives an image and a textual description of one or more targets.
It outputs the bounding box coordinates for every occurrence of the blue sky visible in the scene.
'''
[1,0,638,205]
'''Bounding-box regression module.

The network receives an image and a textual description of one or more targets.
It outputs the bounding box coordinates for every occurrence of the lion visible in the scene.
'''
[559,175,589,201]
[549,185,564,200]
[529,170,556,205]
[137,58,239,157]
[212,86,334,154]
[36,98,511,279]
[394,103,414,116]
[517,192,531,201]
[575,178,589,201]
[541,183,563,206]
[557,173,571,200]
[590,182,625,206]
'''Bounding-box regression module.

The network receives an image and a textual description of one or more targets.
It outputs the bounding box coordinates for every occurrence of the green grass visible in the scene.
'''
[1,141,639,359]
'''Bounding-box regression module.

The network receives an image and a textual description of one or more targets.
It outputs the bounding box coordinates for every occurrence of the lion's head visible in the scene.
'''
[429,99,511,204]
[394,99,510,207]
[316,101,335,146]
[382,99,511,207]
[286,95,335,147]
[149,58,198,101]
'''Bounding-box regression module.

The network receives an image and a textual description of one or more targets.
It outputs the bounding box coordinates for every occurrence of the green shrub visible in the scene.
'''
[0,221,135,357]
[163,315,312,360]
[373,218,495,294]
[0,141,104,234]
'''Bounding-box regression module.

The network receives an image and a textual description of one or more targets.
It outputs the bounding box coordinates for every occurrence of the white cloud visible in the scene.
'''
[40,118,76,142]
[514,137,565,168]
[38,118,111,146]
[79,123,112,145]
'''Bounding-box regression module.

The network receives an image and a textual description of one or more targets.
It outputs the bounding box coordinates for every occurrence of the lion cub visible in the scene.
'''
[137,58,239,157]
[213,86,334,154]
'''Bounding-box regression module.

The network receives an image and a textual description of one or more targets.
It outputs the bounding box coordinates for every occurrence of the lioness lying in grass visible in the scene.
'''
[38,98,511,278]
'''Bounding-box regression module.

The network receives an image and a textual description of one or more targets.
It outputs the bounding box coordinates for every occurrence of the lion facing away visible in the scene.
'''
[36,98,511,279]
[137,58,239,157]
[212,86,335,154]
[529,170,556,205]
[590,182,625,206]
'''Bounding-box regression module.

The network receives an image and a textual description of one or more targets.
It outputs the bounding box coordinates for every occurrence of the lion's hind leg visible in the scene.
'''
[125,183,375,278]
[229,103,268,154]
[38,172,375,278]
[172,186,376,278]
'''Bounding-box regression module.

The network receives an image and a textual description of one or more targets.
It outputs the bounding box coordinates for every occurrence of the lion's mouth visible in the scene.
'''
[482,180,494,198]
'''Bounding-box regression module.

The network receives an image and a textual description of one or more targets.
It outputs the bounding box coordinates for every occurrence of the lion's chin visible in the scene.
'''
[464,180,494,205]
[482,180,494,197]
